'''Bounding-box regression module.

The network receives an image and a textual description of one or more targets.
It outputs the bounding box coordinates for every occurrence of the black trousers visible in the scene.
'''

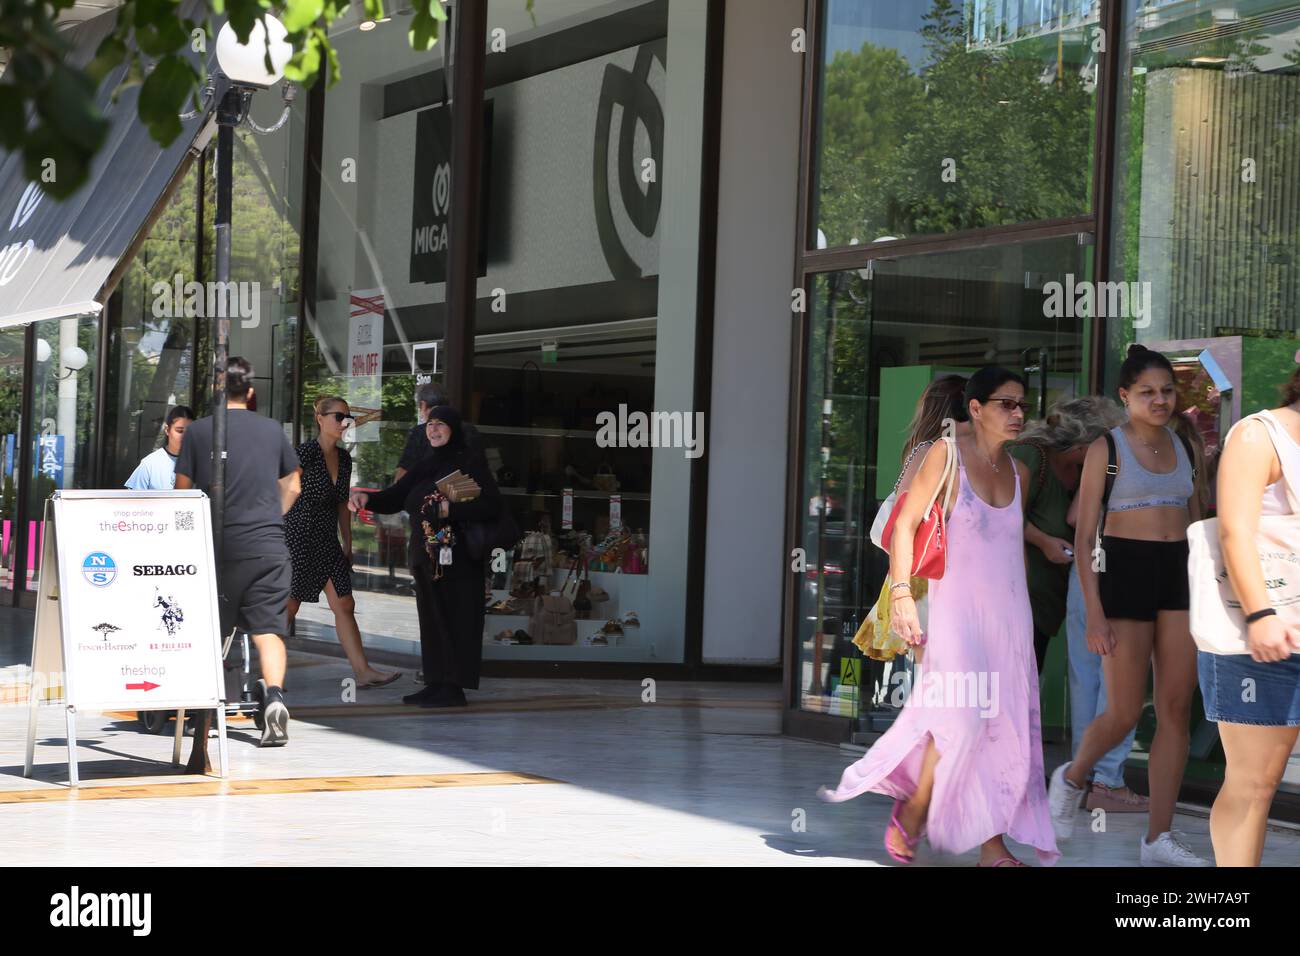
[1033,627,1051,676]
[411,557,486,690]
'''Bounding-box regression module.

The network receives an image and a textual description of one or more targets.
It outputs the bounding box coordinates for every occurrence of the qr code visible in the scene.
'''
[176,510,195,531]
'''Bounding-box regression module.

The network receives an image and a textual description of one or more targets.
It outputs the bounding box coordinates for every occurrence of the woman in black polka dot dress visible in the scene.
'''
[285,396,400,688]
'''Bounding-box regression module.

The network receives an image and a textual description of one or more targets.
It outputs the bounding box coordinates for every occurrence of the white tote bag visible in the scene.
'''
[1188,412,1300,655]
[870,440,936,552]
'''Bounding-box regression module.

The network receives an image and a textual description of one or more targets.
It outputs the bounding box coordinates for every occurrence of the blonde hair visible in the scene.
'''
[1020,396,1125,451]
[314,395,348,417]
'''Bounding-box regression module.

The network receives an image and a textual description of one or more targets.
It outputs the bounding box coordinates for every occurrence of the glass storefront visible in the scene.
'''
[791,0,1297,755]
[22,314,101,593]
[1110,0,1300,414]
[0,327,23,595]
[295,0,707,662]
[813,0,1099,249]
[796,238,1090,715]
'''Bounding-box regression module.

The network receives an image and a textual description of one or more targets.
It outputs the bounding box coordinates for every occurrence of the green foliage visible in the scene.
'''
[0,0,458,198]
[817,0,1093,246]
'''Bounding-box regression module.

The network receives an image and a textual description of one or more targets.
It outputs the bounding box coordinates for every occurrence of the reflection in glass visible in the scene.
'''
[1109,0,1300,389]
[813,0,1098,248]
[797,237,1088,716]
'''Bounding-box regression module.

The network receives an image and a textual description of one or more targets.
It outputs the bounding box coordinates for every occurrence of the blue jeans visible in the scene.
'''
[1066,563,1138,789]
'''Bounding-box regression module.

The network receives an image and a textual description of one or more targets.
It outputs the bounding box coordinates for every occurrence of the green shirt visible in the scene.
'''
[1008,441,1073,638]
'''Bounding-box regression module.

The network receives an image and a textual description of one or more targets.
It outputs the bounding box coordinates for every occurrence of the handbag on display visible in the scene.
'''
[879,433,956,579]
[593,463,620,493]
[531,593,578,645]
[1188,412,1300,655]
[519,529,554,578]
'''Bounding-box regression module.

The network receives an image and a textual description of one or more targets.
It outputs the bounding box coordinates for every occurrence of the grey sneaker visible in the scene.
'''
[1048,762,1086,841]
[1085,782,1149,813]
[259,685,289,747]
[1141,830,1211,867]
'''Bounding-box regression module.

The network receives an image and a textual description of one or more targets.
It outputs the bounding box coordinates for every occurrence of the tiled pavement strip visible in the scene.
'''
[1,609,1298,865]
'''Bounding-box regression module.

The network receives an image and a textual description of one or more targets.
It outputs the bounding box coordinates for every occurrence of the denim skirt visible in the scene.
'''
[1198,651,1300,727]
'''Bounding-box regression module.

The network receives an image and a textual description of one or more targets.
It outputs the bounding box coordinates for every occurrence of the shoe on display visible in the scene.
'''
[1085,782,1149,813]
[620,611,640,627]
[259,686,289,747]
[1047,762,1085,841]
[1140,830,1211,867]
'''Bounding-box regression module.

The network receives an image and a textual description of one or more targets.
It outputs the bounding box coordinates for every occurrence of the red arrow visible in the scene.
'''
[125,681,160,691]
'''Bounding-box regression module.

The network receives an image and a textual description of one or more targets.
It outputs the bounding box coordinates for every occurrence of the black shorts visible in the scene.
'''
[1097,536,1190,621]
[218,553,291,637]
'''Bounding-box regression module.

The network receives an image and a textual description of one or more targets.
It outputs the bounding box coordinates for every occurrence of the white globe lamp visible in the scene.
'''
[216,16,293,89]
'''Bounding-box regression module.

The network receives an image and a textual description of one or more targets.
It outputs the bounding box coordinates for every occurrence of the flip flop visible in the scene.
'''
[978,855,1028,867]
[885,800,921,864]
[358,672,403,690]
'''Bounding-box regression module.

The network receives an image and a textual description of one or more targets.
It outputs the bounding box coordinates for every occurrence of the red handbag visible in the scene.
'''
[880,436,957,579]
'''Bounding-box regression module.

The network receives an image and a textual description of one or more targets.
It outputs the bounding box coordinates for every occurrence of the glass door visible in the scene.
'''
[0,327,24,600]
[795,235,1092,720]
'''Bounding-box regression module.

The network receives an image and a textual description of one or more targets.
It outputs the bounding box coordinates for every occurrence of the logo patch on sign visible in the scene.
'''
[82,552,117,587]
[154,590,184,638]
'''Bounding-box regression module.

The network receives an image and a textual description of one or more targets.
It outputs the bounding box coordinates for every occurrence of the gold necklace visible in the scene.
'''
[1131,425,1162,455]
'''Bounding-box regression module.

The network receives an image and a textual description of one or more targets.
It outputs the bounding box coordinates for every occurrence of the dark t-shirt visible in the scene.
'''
[398,420,481,474]
[1008,441,1074,638]
[175,409,300,559]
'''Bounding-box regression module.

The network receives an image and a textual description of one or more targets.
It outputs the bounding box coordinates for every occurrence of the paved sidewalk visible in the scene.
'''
[2,608,1298,866]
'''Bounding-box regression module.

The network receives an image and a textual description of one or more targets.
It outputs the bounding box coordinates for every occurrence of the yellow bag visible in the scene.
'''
[852,576,928,662]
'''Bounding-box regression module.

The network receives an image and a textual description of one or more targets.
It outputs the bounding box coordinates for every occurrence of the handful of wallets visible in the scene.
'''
[436,470,482,502]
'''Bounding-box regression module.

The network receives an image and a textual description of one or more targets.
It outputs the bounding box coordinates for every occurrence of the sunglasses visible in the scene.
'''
[985,397,1030,414]
[320,411,353,424]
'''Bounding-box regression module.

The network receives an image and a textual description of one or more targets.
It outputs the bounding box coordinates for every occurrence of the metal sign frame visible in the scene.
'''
[22,490,228,785]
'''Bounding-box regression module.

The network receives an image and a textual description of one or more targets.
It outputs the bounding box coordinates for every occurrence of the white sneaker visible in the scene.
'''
[1047,762,1086,841]
[1140,830,1211,867]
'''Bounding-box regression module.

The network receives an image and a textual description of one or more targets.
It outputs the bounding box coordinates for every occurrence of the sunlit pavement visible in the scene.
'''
[2,609,1298,865]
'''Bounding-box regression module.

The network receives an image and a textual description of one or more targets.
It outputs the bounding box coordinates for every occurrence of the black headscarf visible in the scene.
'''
[424,404,467,474]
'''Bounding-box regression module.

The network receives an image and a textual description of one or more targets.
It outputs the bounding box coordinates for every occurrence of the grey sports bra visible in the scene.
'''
[1108,426,1194,512]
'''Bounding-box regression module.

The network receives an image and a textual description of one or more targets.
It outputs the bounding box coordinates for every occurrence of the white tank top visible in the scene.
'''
[1257,410,1300,516]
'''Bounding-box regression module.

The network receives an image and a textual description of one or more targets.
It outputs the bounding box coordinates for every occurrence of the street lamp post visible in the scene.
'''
[207,17,294,565]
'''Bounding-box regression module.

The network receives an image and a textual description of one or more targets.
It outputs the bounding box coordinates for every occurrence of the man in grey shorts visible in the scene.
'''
[176,356,301,749]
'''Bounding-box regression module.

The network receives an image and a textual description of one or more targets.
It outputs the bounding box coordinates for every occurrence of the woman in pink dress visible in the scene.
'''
[820,367,1059,866]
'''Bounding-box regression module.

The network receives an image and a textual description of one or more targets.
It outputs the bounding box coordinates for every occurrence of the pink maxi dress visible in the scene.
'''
[820,444,1060,865]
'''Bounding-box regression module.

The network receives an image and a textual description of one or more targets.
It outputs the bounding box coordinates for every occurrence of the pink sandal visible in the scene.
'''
[885,800,922,864]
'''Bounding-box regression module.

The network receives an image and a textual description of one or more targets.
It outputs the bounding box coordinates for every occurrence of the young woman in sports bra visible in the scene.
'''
[1047,344,1210,866]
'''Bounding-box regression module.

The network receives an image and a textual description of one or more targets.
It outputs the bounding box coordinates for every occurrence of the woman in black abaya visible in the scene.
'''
[350,406,499,707]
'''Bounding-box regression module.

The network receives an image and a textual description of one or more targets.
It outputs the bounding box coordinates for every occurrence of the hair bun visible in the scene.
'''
[1127,343,1149,358]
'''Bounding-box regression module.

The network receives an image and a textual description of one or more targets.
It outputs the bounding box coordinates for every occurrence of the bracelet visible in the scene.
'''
[1245,608,1277,625]
[889,582,912,594]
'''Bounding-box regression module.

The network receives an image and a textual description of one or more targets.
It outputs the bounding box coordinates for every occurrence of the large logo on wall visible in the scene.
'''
[593,41,666,280]
[409,102,493,284]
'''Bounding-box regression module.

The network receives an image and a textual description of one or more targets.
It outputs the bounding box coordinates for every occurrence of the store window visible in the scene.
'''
[472,0,705,662]
[301,0,708,663]
[299,4,457,645]
[1109,0,1300,443]
[796,237,1090,715]
[103,162,202,488]
[22,313,101,592]
[812,0,1099,250]
[0,327,24,595]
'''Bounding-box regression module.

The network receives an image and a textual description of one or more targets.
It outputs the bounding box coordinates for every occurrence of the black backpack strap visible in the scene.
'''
[1174,430,1197,480]
[1099,431,1118,540]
